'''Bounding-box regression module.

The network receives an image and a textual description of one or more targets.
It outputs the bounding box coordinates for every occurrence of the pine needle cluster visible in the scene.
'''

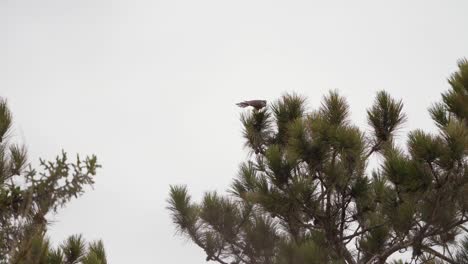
[13,234,106,264]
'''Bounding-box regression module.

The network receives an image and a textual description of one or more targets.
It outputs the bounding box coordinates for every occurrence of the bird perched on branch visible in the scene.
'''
[236,100,267,110]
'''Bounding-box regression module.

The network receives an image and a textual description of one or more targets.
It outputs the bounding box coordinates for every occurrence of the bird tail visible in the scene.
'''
[236,102,249,108]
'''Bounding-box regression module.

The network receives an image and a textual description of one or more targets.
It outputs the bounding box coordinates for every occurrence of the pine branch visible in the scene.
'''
[460,225,468,233]
[342,223,387,241]
[364,239,413,264]
[426,217,468,237]
[421,245,457,264]
[365,140,383,159]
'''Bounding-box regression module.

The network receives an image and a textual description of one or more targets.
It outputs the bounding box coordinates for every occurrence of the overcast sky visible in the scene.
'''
[1,0,468,263]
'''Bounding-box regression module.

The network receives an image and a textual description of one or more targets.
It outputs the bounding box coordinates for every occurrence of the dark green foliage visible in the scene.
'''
[0,97,105,263]
[13,234,107,264]
[442,58,468,124]
[168,59,468,264]
[367,91,406,144]
[241,109,272,155]
[85,241,107,264]
[61,235,86,264]
[0,99,12,143]
[321,90,350,127]
[271,93,306,146]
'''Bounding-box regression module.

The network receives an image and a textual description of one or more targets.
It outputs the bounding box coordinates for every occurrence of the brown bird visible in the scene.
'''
[236,100,267,110]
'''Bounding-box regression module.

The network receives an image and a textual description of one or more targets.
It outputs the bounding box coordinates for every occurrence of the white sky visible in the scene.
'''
[1,0,468,263]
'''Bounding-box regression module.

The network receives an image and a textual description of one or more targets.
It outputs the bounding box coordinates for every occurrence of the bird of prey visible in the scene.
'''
[236,100,267,110]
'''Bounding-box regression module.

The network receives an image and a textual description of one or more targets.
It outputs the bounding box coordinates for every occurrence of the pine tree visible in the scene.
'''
[0,98,104,263]
[168,59,468,264]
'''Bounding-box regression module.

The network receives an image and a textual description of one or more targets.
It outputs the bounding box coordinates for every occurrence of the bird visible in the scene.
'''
[236,100,267,110]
